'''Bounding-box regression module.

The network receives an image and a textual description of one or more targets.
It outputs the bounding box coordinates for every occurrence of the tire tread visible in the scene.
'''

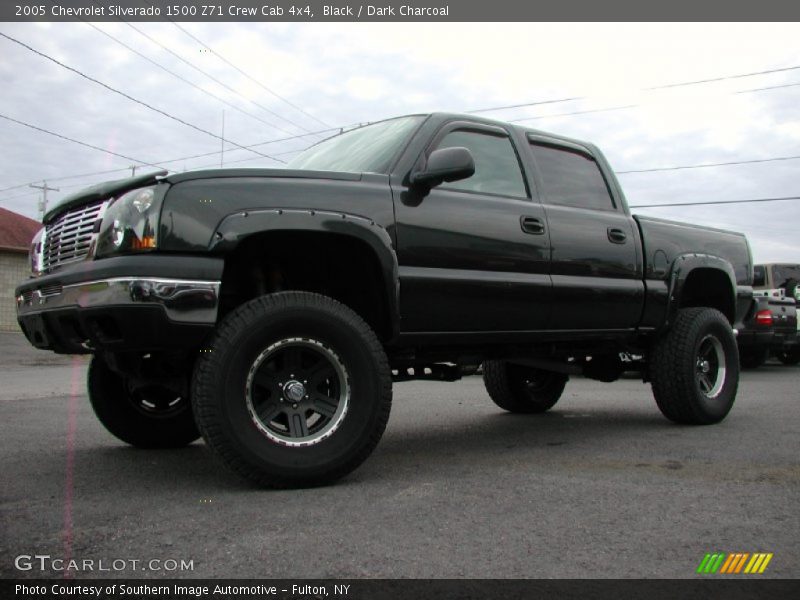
[650,307,738,425]
[192,292,391,488]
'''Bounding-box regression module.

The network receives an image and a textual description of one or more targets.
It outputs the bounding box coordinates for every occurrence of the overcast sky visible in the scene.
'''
[0,21,798,262]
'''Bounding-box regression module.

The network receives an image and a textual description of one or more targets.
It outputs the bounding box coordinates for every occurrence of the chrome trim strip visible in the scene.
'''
[16,277,220,324]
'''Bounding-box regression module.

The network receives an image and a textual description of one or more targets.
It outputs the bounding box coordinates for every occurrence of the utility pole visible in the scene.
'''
[30,181,59,220]
[129,165,137,177]
[220,109,225,168]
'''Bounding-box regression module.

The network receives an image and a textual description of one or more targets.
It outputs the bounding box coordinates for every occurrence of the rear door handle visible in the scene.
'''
[607,228,627,244]
[520,216,545,235]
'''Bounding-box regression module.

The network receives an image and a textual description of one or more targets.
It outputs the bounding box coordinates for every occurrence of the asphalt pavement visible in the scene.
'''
[1,332,798,579]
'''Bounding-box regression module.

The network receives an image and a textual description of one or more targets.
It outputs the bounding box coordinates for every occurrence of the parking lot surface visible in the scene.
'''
[1,332,798,579]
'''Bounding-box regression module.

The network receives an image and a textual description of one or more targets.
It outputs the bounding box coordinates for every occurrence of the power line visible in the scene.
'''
[0,165,128,194]
[81,21,292,134]
[736,81,800,94]
[0,112,167,169]
[4,52,799,199]
[0,166,140,195]
[630,196,800,208]
[648,64,800,90]
[169,21,332,129]
[0,190,42,203]
[0,125,344,199]
[190,146,307,171]
[0,179,116,204]
[510,105,637,123]
[0,30,283,163]
[121,21,311,136]
[617,155,800,175]
[469,62,800,115]
[468,95,584,114]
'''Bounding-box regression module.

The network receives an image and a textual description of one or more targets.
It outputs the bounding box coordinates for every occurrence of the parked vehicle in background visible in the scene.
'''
[753,264,800,365]
[16,113,754,487]
[754,263,800,300]
[737,293,797,368]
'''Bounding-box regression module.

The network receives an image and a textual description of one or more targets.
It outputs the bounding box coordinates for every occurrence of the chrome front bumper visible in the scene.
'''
[16,277,221,324]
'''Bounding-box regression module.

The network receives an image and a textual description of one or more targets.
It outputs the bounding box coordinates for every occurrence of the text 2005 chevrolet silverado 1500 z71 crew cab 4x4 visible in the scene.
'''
[16,113,754,487]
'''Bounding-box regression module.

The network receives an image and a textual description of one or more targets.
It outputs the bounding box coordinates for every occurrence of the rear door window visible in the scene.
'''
[530,143,615,211]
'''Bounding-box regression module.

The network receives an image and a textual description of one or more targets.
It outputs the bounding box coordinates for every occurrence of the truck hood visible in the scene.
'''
[45,168,361,224]
[166,169,361,183]
[165,168,362,185]
[44,170,167,224]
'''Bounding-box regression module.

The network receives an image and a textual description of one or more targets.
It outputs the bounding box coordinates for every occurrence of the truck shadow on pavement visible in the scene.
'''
[50,405,722,492]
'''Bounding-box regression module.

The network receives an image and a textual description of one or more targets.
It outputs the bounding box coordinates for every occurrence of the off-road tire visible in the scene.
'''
[483,361,568,413]
[87,355,200,448]
[650,307,739,425]
[192,292,392,488]
[776,347,800,366]
[739,345,769,369]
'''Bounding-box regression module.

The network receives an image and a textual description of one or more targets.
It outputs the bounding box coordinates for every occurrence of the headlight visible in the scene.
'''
[29,226,45,275]
[96,186,162,257]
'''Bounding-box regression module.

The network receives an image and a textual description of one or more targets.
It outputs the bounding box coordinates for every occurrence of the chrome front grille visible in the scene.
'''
[42,200,106,271]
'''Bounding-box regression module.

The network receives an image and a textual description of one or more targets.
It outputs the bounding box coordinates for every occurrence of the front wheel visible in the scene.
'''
[650,307,739,425]
[192,292,392,488]
[87,355,200,448]
[482,361,568,413]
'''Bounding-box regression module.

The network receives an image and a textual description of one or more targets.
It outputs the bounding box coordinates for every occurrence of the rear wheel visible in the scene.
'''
[650,307,739,425]
[776,347,800,366]
[483,361,568,413]
[192,292,392,488]
[87,355,199,448]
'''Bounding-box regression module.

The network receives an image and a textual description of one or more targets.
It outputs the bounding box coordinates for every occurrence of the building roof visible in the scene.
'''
[0,207,41,252]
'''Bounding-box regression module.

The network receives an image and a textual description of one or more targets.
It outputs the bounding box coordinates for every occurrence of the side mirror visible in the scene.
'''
[410,147,475,189]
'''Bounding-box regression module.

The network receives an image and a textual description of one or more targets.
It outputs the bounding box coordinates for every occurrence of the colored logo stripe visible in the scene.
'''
[697,553,726,574]
[697,552,773,574]
[720,553,749,573]
[745,553,773,574]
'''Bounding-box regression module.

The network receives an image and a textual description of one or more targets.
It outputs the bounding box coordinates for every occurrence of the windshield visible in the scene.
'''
[288,116,425,173]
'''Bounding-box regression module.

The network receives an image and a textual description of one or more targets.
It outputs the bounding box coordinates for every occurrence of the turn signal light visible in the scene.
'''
[755,310,773,326]
[131,236,156,250]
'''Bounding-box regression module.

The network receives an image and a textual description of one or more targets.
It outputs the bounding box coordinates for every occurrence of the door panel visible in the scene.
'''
[545,205,642,329]
[394,187,551,332]
[528,139,643,329]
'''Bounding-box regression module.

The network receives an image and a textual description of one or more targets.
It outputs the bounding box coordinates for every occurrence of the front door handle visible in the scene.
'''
[607,228,627,244]
[521,216,545,235]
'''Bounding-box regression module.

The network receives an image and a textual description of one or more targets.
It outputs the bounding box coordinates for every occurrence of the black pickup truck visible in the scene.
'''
[16,113,753,487]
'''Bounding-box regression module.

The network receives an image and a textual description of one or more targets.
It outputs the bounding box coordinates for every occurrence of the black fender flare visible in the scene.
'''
[210,208,400,338]
[663,253,750,330]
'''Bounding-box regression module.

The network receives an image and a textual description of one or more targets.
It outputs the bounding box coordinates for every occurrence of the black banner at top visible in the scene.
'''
[4,0,800,22]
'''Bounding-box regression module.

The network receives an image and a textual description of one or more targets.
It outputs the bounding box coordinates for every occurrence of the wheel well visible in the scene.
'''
[678,268,735,323]
[218,231,393,340]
